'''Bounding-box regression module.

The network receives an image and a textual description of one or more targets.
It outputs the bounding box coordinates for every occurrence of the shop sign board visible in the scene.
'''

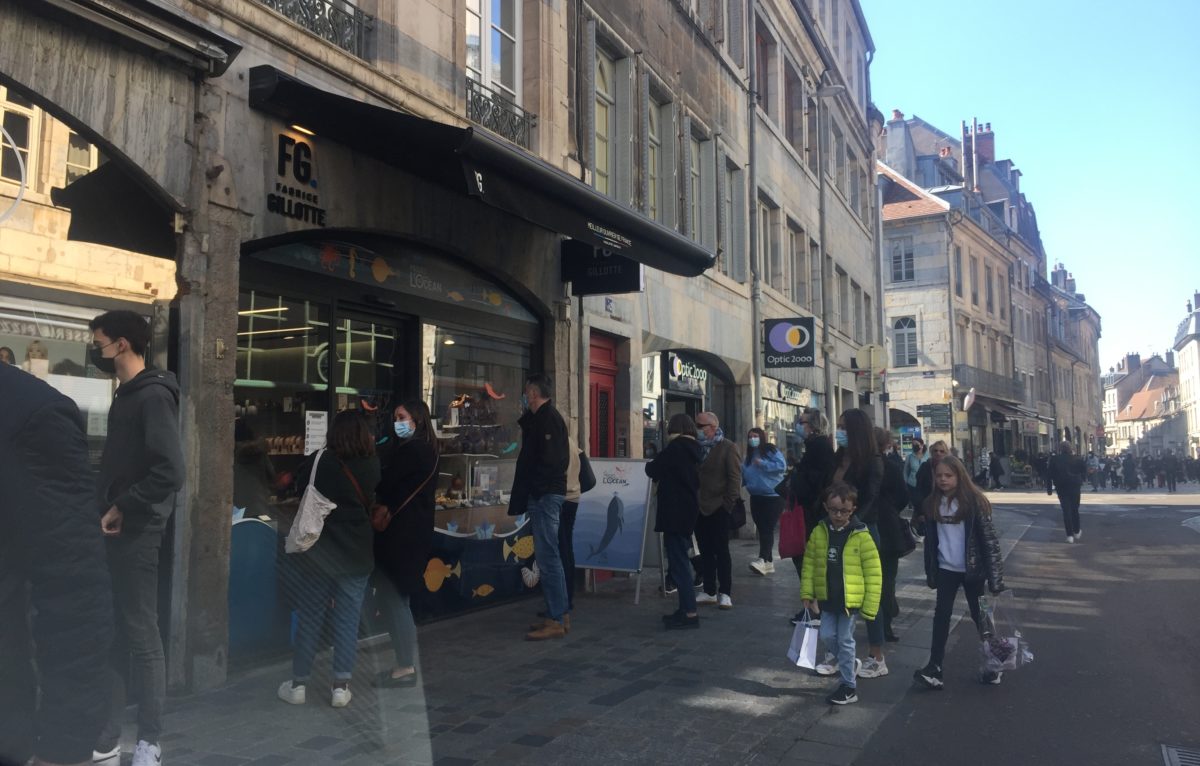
[266,132,328,227]
[560,240,644,296]
[572,459,653,573]
[766,378,811,406]
[662,352,708,396]
[763,317,816,368]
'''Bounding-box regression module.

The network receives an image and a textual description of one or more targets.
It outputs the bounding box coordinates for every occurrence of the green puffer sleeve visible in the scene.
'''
[801,523,826,601]
[857,531,883,619]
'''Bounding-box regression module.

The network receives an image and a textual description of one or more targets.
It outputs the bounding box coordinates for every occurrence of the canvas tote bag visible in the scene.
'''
[284,448,338,554]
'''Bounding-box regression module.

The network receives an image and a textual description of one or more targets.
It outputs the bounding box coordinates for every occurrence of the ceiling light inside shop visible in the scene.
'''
[238,307,289,315]
[237,326,313,337]
[290,124,315,136]
[443,338,456,345]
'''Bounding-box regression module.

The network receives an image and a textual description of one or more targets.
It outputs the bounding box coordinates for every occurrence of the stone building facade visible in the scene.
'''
[1173,292,1200,458]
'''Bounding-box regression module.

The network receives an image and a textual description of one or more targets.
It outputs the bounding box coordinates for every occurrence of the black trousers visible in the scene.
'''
[880,553,900,637]
[559,501,578,610]
[930,568,984,667]
[749,494,784,562]
[1056,486,1081,536]
[694,510,732,596]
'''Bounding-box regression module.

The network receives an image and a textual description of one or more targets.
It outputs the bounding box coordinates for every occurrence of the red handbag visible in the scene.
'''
[778,500,808,559]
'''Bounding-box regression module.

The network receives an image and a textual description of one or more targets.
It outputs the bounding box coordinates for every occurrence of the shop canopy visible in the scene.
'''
[248,66,716,278]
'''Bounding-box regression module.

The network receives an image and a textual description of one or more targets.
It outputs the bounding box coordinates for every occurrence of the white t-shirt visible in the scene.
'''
[936,497,967,573]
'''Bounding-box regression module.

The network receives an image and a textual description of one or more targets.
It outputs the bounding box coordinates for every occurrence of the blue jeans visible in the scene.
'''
[529,494,569,622]
[374,573,417,668]
[663,533,697,614]
[293,572,370,682]
[819,609,859,688]
[864,524,884,647]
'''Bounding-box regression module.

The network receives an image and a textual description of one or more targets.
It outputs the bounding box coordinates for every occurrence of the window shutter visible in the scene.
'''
[662,102,678,231]
[716,148,728,273]
[681,114,694,237]
[615,56,635,208]
[701,139,718,249]
[639,73,651,215]
[727,0,745,67]
[583,21,597,180]
[733,166,748,283]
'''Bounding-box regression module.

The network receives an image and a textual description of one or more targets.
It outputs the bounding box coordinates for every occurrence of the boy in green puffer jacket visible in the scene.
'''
[800,481,882,706]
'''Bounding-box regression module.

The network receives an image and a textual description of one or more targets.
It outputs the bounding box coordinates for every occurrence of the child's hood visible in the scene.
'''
[822,515,868,534]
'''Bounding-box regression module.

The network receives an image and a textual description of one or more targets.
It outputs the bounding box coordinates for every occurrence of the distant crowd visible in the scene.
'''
[1030,449,1196,493]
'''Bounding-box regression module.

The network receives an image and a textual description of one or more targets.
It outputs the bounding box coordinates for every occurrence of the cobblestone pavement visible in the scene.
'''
[114,510,1035,766]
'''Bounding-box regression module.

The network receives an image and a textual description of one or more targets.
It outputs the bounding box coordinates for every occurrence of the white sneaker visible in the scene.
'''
[1074,530,1082,541]
[331,686,352,708]
[762,560,776,574]
[93,745,121,765]
[1066,535,1075,544]
[858,655,889,678]
[718,593,733,610]
[815,653,839,676]
[749,558,768,576]
[132,740,161,766]
[696,592,718,605]
[277,680,306,704]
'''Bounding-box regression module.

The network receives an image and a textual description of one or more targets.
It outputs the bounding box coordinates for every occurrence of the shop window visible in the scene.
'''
[466,0,520,101]
[1,86,37,184]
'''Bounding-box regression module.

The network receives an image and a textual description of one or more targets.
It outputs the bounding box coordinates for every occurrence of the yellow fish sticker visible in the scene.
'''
[423,558,461,593]
[370,256,393,284]
[502,535,535,561]
[472,584,495,598]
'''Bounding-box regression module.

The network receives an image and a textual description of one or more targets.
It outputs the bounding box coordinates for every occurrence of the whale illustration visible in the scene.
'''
[588,492,624,560]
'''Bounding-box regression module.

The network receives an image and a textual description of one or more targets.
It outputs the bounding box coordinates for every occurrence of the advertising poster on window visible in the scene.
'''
[572,458,652,574]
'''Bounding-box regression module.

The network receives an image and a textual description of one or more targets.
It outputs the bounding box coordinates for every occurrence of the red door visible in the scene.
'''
[589,333,618,458]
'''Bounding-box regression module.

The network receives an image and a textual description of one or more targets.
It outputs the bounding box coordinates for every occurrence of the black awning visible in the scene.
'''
[248,66,715,278]
[50,161,177,259]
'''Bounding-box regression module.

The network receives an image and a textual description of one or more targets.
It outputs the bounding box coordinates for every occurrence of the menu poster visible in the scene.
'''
[303,411,328,455]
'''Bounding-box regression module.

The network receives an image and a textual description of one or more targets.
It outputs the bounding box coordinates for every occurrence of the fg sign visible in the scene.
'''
[763,317,816,368]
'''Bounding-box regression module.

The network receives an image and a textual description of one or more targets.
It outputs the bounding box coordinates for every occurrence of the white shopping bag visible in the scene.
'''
[787,613,820,669]
[284,449,338,554]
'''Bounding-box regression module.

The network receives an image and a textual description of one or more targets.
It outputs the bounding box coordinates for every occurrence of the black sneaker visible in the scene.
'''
[661,609,684,623]
[913,663,944,689]
[663,612,700,630]
[790,611,805,626]
[980,670,1003,685]
[826,684,858,705]
[662,583,678,595]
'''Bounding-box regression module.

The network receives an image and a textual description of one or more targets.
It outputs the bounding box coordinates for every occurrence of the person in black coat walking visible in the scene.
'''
[786,409,835,625]
[0,364,114,766]
[1047,441,1086,543]
[372,400,439,688]
[874,428,913,642]
[647,413,704,630]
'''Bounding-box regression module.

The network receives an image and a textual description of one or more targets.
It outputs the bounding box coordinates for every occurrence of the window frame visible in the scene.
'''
[889,237,914,282]
[953,245,963,297]
[893,316,918,367]
[0,85,38,186]
[465,0,522,102]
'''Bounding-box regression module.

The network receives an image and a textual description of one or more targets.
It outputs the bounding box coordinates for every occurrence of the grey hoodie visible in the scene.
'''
[96,368,185,536]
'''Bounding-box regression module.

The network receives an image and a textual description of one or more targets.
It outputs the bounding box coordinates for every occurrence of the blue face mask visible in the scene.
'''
[520,393,530,412]
[748,437,761,449]
[835,429,849,447]
[796,422,809,438]
[394,420,414,439]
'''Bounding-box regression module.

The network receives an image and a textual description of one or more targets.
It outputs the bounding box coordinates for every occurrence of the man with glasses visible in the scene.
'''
[694,412,742,609]
[89,311,184,766]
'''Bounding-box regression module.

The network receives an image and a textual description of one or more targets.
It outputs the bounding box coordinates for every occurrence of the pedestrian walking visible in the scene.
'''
[1086,451,1101,492]
[832,408,888,679]
[372,400,438,688]
[874,428,912,643]
[988,451,1005,490]
[1047,441,1086,543]
[904,438,928,510]
[744,427,788,576]
[1122,453,1138,491]
[787,409,836,625]
[89,311,185,766]
[913,455,1006,690]
[1163,449,1180,493]
[800,481,882,706]
[695,412,742,610]
[647,413,704,630]
[913,441,951,527]
[510,374,571,641]
[278,411,380,709]
[0,364,114,766]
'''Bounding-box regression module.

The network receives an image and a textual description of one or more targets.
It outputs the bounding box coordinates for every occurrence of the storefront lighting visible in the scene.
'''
[236,326,313,337]
[443,338,456,346]
[237,307,289,315]
[290,124,315,136]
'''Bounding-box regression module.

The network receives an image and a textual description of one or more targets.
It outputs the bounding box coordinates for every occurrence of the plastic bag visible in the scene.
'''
[978,592,1034,673]
[787,610,820,669]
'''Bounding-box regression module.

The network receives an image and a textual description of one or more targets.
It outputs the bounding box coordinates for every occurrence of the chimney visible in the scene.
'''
[976,121,995,165]
[1194,290,1200,311]
[1126,353,1141,374]
[886,110,917,180]
[1051,263,1068,289]
[1166,351,1175,369]
[1065,273,1077,294]
[890,109,905,122]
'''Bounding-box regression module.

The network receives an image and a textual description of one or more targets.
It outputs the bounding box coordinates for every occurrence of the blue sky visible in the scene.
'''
[861,0,1200,371]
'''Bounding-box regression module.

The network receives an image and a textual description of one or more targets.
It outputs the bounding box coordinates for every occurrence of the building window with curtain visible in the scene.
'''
[893,317,917,367]
[64,130,100,185]
[466,0,519,100]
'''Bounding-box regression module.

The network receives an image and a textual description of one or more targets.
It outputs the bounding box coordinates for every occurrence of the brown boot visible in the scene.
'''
[529,615,571,633]
[525,620,567,641]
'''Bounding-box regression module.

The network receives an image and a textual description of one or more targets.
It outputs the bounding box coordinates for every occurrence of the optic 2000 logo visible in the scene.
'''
[763,317,816,368]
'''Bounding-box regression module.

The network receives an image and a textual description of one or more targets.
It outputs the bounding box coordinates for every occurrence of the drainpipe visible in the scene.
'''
[945,212,958,453]
[747,0,763,428]
[817,91,835,430]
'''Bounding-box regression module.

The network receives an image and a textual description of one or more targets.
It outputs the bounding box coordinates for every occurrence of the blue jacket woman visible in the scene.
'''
[743,428,788,575]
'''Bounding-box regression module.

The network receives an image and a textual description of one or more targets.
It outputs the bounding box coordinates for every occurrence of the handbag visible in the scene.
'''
[728,498,747,531]
[578,450,597,494]
[786,610,820,669]
[284,449,337,554]
[778,501,807,559]
[371,458,439,533]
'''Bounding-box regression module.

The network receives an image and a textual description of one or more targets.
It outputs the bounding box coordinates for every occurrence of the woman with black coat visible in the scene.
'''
[832,408,888,678]
[646,413,704,630]
[874,428,914,642]
[372,400,439,688]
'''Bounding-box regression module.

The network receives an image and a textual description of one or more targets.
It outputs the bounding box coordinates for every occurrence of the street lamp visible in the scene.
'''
[816,79,845,429]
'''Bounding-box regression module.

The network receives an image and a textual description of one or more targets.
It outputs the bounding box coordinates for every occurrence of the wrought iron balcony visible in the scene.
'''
[466,77,536,149]
[258,0,372,58]
[954,364,1023,403]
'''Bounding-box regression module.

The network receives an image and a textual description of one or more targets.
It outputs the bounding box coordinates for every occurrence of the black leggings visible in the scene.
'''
[929,568,984,667]
[750,494,785,561]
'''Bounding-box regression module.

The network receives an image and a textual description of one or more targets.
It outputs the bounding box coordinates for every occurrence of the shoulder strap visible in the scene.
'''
[384,457,440,524]
[307,448,325,486]
[340,459,370,508]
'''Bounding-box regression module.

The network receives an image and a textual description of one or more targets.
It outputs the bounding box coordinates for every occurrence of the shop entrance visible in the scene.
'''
[589,333,618,458]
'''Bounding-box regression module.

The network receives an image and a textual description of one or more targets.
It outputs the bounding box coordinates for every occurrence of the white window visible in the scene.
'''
[893,317,917,367]
[1,86,37,184]
[65,130,100,185]
[466,0,519,100]
[720,157,744,280]
[788,221,808,307]
[684,126,716,247]
[594,50,616,197]
[890,237,914,282]
[759,197,782,292]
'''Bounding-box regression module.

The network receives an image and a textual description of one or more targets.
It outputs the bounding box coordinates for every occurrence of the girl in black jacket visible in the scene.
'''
[786,409,835,625]
[914,455,1006,690]
[646,413,704,630]
[373,400,439,688]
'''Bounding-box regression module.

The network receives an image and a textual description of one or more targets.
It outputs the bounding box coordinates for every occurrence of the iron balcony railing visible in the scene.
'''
[258,0,373,58]
[466,77,536,149]
[954,364,1024,403]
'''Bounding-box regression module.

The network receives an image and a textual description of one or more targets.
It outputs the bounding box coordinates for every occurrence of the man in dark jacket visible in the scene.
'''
[90,311,185,766]
[512,374,570,641]
[1047,440,1085,544]
[0,365,114,766]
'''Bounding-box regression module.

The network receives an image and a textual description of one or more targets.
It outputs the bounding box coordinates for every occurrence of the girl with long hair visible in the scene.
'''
[372,400,440,687]
[831,408,887,678]
[743,426,789,576]
[913,455,1006,690]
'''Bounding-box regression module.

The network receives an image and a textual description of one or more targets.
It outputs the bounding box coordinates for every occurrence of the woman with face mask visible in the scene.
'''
[786,409,836,625]
[743,427,789,576]
[371,400,439,688]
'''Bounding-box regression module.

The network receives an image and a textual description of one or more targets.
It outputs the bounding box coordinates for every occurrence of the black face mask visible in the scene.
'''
[90,345,118,375]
